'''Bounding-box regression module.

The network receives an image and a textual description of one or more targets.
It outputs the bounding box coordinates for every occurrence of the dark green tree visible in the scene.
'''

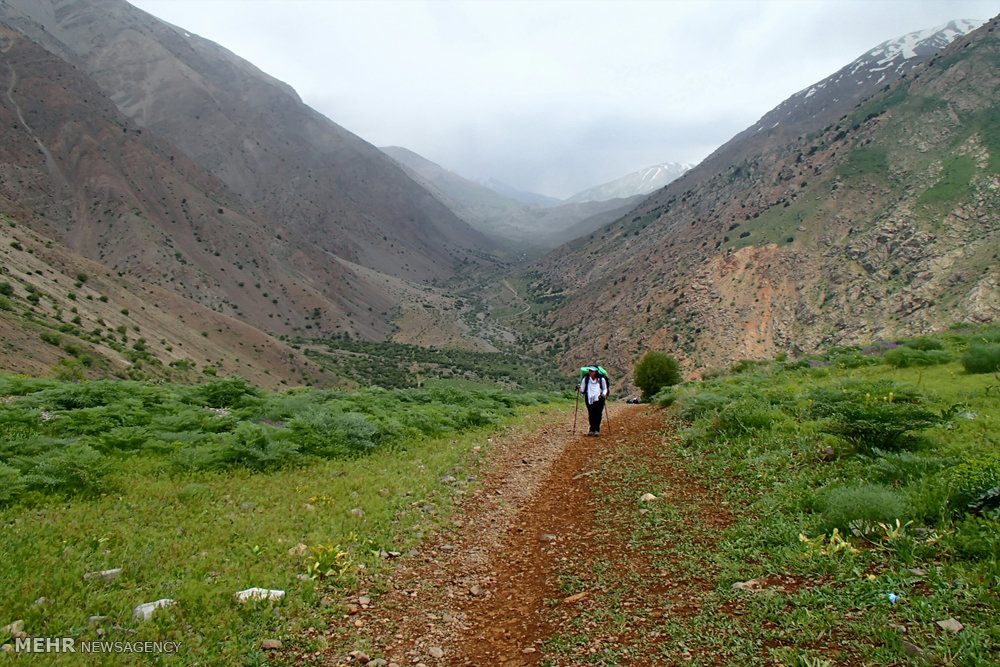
[634,351,681,400]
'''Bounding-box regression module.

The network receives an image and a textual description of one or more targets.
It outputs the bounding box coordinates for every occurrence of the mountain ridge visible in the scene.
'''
[566,162,693,203]
[529,17,999,384]
[381,145,645,251]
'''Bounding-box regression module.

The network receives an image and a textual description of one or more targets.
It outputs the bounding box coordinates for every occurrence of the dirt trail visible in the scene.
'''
[324,404,724,666]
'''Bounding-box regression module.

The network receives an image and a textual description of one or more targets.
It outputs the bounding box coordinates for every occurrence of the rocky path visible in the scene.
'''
[321,403,731,666]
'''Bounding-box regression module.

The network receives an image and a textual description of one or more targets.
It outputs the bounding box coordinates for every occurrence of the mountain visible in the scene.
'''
[530,18,999,383]
[382,146,644,250]
[0,0,506,354]
[478,178,562,208]
[380,147,531,245]
[0,0,494,279]
[0,218,329,387]
[742,19,984,139]
[567,163,693,203]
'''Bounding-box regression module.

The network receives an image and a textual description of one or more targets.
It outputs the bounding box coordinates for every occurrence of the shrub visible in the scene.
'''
[712,399,781,437]
[634,351,681,400]
[678,392,729,420]
[652,386,677,407]
[188,377,260,408]
[868,449,951,485]
[810,381,939,452]
[23,443,109,496]
[217,423,299,470]
[0,281,13,296]
[821,484,908,532]
[175,423,299,471]
[0,462,26,505]
[828,351,880,368]
[961,344,1000,374]
[883,347,953,368]
[28,382,125,414]
[151,407,235,434]
[820,399,940,452]
[39,332,62,346]
[943,517,1000,561]
[289,410,378,458]
[943,455,1000,513]
[52,358,88,381]
[729,359,764,374]
[98,426,151,452]
[901,336,944,351]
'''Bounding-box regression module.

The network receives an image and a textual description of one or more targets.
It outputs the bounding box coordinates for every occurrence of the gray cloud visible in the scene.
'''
[130,0,999,198]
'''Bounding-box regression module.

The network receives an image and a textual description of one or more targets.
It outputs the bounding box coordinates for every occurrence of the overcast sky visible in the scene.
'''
[129,0,998,198]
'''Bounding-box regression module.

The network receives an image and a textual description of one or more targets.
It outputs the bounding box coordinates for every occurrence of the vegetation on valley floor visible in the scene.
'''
[0,374,562,664]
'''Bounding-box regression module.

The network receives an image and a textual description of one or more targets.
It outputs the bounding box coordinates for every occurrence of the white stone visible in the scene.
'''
[936,618,964,633]
[640,493,658,502]
[235,587,285,603]
[132,599,175,621]
[83,568,122,582]
[1,620,23,636]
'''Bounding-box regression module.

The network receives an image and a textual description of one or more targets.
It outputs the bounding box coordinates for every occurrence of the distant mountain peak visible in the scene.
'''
[748,19,984,135]
[868,19,984,62]
[567,162,693,203]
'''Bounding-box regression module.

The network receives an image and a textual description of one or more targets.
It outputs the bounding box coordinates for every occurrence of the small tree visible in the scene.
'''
[634,351,681,400]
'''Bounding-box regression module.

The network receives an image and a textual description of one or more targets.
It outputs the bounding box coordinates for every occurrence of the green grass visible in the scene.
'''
[726,192,823,251]
[0,375,563,663]
[918,154,977,206]
[538,324,1000,665]
[838,146,890,182]
[644,324,1000,664]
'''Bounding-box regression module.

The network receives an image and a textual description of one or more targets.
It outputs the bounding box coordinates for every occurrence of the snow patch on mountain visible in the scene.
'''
[567,162,693,203]
[747,19,984,135]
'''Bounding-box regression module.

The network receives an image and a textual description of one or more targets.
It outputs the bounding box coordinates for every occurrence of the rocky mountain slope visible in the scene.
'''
[0,0,510,380]
[0,22,397,344]
[382,146,643,250]
[0,216,328,387]
[532,18,999,380]
[0,0,492,285]
[566,162,693,203]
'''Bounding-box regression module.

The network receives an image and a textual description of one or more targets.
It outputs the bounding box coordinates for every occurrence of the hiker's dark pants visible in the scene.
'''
[586,398,605,433]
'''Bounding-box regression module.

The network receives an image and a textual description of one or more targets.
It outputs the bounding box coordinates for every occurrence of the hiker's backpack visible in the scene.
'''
[579,365,611,394]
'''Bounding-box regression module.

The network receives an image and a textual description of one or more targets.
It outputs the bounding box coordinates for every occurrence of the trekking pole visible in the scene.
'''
[603,400,612,434]
[573,389,580,434]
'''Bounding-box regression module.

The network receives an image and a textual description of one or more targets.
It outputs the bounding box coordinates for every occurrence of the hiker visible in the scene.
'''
[579,366,608,436]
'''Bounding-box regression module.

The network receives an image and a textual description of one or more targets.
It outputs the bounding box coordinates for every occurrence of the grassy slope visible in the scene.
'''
[0,377,564,664]
[634,326,1000,665]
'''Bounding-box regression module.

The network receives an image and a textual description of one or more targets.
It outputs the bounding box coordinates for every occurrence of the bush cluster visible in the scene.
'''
[0,376,555,505]
[712,399,782,437]
[944,455,1000,513]
[961,344,1000,374]
[883,347,952,368]
[821,483,909,532]
[809,381,940,452]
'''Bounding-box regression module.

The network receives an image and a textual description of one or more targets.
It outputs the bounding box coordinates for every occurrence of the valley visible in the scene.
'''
[0,2,998,665]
